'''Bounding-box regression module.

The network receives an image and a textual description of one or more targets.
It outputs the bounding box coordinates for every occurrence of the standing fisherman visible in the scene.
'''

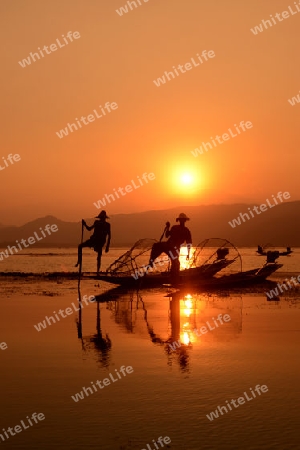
[148,213,192,278]
[75,210,111,275]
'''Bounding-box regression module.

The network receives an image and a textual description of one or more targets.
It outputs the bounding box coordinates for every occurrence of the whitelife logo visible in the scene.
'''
[168,314,231,351]
[56,102,118,139]
[18,31,81,68]
[206,385,269,421]
[0,224,58,261]
[265,274,300,299]
[116,0,150,16]
[33,295,96,332]
[0,342,8,351]
[0,153,21,172]
[153,50,215,87]
[141,435,172,450]
[191,121,253,157]
[131,256,169,280]
[228,191,290,228]
[0,412,45,443]
[71,366,134,402]
[288,90,300,106]
[93,172,155,209]
[250,2,300,35]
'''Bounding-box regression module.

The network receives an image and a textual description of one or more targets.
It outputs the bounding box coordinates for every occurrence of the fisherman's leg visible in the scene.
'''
[149,242,168,267]
[75,241,91,267]
[96,248,103,275]
[75,243,83,267]
[168,245,180,261]
[170,257,180,274]
[167,245,180,280]
[170,257,180,282]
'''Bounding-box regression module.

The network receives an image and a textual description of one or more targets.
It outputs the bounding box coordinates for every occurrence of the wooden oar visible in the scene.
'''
[159,221,170,241]
[78,219,84,287]
[76,287,83,340]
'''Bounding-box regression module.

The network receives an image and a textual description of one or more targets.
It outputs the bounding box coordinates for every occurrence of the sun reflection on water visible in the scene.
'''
[178,294,197,344]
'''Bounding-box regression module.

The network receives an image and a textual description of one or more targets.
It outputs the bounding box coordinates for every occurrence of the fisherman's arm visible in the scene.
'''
[165,222,171,238]
[186,230,192,260]
[82,220,95,231]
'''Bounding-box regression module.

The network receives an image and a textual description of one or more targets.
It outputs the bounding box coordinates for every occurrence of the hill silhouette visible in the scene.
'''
[0,203,299,247]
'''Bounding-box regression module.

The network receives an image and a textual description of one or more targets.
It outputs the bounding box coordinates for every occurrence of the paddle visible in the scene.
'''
[76,287,83,339]
[159,221,170,241]
[78,219,84,287]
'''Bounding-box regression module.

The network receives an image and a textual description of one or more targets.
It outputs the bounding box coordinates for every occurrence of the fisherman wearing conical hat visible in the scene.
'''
[75,210,111,275]
[148,213,192,278]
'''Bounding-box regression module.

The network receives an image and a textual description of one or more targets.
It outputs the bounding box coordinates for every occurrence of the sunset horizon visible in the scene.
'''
[1,194,298,227]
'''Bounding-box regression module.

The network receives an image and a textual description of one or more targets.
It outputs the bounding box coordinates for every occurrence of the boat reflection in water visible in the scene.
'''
[76,287,243,372]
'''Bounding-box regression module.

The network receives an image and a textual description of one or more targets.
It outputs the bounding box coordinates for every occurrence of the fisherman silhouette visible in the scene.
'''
[75,210,111,275]
[148,213,192,278]
[256,244,293,257]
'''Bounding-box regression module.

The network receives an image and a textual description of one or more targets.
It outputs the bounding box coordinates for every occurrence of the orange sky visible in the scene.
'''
[0,0,299,225]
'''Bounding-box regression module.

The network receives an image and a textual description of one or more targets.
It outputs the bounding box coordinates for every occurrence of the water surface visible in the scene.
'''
[1,288,299,449]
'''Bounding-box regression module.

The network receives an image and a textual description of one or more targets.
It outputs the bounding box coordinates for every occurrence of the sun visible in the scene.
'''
[167,163,204,199]
[180,173,194,185]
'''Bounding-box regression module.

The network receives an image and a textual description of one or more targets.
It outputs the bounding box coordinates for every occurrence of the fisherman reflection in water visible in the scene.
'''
[145,291,191,373]
[149,213,192,279]
[75,210,111,275]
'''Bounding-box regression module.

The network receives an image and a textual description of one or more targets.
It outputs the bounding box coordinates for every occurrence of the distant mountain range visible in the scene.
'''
[0,202,299,247]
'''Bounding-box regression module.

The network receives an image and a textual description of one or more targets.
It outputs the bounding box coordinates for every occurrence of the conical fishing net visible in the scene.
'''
[106,239,158,276]
[106,237,242,278]
[189,238,242,275]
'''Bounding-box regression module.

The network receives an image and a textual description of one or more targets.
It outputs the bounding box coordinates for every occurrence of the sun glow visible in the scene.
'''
[180,173,193,185]
[169,164,203,198]
[182,332,190,345]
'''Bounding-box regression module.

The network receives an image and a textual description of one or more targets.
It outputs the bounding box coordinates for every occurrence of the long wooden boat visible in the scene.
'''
[96,262,282,289]
[92,237,284,290]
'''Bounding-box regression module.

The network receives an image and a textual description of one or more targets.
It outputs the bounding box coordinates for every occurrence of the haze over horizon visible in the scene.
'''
[1,197,296,227]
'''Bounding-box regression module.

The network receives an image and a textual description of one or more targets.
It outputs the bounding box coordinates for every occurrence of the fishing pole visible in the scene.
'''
[78,219,84,287]
[159,221,170,241]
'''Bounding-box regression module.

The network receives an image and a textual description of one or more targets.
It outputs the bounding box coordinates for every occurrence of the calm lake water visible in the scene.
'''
[0,247,299,274]
[1,286,299,450]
